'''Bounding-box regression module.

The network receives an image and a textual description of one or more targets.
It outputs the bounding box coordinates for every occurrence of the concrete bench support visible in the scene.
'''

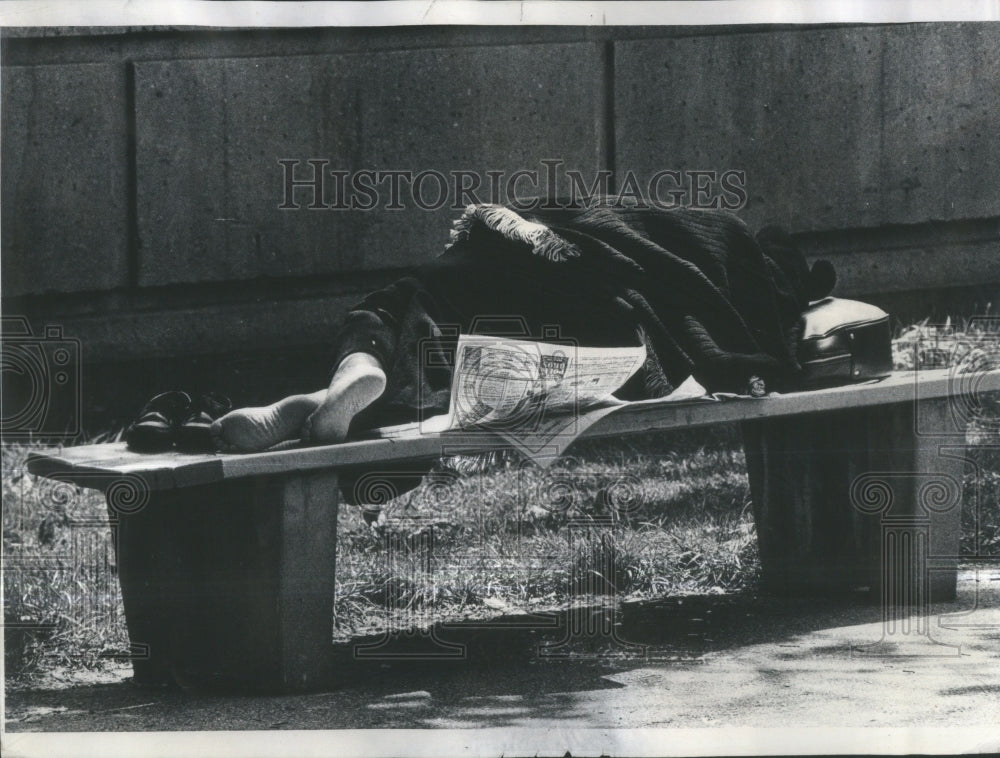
[743,397,964,602]
[112,471,339,691]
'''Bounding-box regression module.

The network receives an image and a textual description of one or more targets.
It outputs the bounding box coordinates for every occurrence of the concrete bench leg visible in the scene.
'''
[742,398,964,603]
[109,470,339,692]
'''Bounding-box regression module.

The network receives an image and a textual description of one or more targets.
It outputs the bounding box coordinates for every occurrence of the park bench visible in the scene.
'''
[26,367,1000,692]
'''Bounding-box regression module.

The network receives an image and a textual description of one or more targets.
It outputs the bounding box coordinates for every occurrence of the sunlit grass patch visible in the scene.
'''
[3,443,129,678]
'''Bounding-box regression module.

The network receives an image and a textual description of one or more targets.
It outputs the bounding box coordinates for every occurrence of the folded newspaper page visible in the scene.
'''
[446,335,648,462]
[375,335,645,463]
[373,336,721,464]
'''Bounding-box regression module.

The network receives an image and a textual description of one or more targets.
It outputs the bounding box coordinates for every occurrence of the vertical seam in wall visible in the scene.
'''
[601,39,617,196]
[877,28,886,225]
[222,63,232,270]
[125,60,139,289]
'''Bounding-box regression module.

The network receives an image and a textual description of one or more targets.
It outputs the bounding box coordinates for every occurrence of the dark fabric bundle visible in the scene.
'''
[335,200,836,433]
[446,201,835,395]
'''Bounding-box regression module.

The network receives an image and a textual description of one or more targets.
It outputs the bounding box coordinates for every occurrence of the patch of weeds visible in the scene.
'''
[3,443,130,683]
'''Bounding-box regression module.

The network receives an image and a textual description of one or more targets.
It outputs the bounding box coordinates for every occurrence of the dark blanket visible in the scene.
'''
[443,201,834,393]
[335,200,835,434]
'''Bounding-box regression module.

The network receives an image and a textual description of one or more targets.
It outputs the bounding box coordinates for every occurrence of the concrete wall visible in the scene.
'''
[2,24,998,426]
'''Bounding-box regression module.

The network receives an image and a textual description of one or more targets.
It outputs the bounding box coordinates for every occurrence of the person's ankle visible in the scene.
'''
[336,352,385,376]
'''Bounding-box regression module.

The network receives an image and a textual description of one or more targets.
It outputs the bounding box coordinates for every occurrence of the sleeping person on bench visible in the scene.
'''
[210,201,837,454]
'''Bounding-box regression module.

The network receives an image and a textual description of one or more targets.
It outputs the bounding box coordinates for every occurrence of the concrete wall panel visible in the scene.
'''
[1,63,129,295]
[135,44,604,286]
[881,24,1000,224]
[616,25,1000,234]
[616,28,886,233]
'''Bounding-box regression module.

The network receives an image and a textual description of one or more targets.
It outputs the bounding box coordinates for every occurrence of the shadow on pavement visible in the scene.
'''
[6,583,993,731]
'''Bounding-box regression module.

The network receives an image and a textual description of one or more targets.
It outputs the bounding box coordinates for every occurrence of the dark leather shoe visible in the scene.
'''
[175,392,233,452]
[125,391,192,452]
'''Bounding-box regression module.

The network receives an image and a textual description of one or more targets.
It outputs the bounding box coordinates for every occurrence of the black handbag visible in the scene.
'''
[797,297,893,389]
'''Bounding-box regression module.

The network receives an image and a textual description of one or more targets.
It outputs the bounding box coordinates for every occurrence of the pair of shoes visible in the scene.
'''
[125,391,232,453]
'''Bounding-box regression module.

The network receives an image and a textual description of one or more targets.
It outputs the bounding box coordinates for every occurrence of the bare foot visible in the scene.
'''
[302,353,387,445]
[211,391,326,452]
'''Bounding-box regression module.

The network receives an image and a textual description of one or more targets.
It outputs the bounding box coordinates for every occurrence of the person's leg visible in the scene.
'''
[302,351,387,444]
[210,274,419,453]
[211,352,386,452]
[210,390,326,452]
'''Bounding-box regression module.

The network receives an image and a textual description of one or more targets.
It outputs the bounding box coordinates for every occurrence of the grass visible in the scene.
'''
[3,443,129,678]
[330,434,758,641]
[4,318,999,684]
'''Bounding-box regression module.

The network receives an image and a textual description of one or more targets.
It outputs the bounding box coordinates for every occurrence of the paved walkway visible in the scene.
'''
[5,569,999,754]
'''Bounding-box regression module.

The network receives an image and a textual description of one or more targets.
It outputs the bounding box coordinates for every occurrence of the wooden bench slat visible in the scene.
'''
[26,368,1000,490]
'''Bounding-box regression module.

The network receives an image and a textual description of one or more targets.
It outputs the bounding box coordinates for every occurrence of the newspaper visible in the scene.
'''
[374,335,718,464]
[446,335,649,461]
[375,335,646,464]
